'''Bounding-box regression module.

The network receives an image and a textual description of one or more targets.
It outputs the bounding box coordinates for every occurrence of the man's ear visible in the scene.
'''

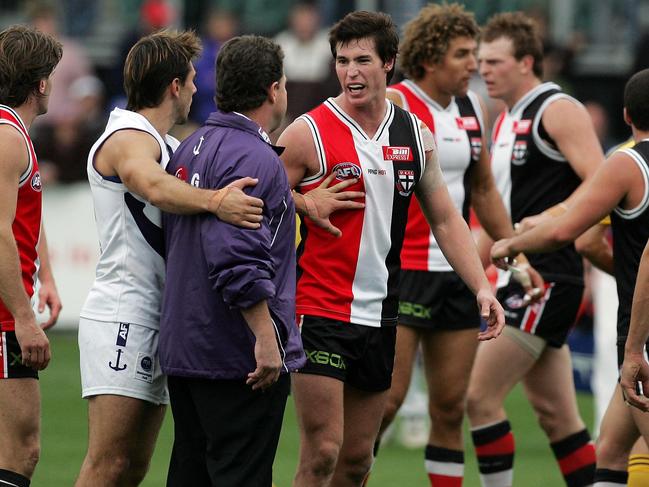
[38,79,47,95]
[623,107,632,127]
[269,80,280,103]
[519,54,534,75]
[170,77,181,98]
[384,57,395,73]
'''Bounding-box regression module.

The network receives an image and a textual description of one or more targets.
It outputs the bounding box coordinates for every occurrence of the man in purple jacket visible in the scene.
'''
[160,35,305,487]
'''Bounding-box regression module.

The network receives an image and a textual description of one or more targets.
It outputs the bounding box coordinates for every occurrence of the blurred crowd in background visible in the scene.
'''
[2,0,649,187]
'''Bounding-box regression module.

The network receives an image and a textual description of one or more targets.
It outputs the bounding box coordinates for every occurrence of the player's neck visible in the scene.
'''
[632,127,649,143]
[137,106,175,139]
[335,92,388,139]
[239,105,273,135]
[415,78,453,109]
[504,77,542,110]
[13,103,38,129]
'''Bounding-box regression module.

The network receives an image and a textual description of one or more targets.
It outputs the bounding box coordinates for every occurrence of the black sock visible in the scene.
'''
[0,469,30,487]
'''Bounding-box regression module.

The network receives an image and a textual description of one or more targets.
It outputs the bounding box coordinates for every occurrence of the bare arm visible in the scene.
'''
[517,98,605,232]
[621,239,649,410]
[97,130,264,227]
[241,300,282,391]
[278,119,364,236]
[0,126,49,370]
[36,228,62,329]
[416,141,504,339]
[575,223,614,275]
[491,152,633,265]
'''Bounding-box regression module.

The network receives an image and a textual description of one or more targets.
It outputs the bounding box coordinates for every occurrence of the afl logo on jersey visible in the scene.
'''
[332,162,361,181]
[174,166,187,181]
[396,169,415,197]
[512,140,528,166]
[31,172,42,192]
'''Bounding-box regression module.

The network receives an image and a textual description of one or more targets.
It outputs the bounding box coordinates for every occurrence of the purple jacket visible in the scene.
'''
[159,110,305,380]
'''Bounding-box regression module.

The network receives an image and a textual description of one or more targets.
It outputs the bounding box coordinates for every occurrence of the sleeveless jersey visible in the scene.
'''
[0,105,42,332]
[296,98,426,327]
[490,82,583,284]
[81,108,180,329]
[390,80,484,271]
[611,140,649,338]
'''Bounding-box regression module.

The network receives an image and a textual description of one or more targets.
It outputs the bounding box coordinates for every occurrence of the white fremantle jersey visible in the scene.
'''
[81,108,180,329]
[391,81,484,271]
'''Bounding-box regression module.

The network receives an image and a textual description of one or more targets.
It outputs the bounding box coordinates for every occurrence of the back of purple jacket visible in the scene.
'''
[160,110,305,380]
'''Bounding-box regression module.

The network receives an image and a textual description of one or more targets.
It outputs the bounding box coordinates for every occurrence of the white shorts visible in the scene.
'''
[78,318,169,405]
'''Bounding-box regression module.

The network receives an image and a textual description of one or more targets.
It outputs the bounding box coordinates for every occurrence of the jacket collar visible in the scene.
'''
[206,109,284,155]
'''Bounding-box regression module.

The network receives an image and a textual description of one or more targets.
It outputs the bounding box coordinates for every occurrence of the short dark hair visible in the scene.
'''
[124,30,201,111]
[0,24,62,107]
[625,69,649,131]
[482,11,544,79]
[401,3,479,80]
[329,11,399,82]
[215,35,284,113]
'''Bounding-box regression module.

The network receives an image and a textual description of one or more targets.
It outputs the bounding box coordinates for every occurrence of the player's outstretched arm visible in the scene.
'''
[101,130,264,228]
[37,228,61,330]
[516,98,604,232]
[0,126,50,370]
[416,143,504,339]
[491,152,634,266]
[621,239,649,411]
[279,119,365,237]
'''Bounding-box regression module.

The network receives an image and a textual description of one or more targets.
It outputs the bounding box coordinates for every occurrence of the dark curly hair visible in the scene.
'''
[0,24,62,107]
[124,30,201,111]
[482,11,544,79]
[625,69,649,131]
[216,35,284,113]
[329,11,399,82]
[400,3,479,81]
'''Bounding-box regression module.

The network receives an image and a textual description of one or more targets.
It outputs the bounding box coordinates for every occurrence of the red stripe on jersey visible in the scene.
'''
[0,106,41,332]
[557,443,595,475]
[474,432,515,456]
[491,111,506,144]
[391,82,435,271]
[296,104,365,323]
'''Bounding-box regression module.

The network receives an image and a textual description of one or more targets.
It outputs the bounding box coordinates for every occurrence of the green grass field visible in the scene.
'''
[33,331,594,486]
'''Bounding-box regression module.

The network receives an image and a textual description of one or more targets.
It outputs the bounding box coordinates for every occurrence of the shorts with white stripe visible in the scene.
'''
[496,280,583,348]
[0,331,38,379]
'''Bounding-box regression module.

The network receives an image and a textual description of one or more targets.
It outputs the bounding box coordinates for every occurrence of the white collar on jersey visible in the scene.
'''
[509,82,561,116]
[324,97,394,141]
[401,79,455,113]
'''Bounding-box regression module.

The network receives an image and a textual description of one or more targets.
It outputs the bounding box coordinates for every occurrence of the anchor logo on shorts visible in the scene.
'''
[108,349,127,371]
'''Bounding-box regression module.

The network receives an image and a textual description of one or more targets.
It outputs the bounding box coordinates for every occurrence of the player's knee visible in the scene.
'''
[337,449,374,484]
[466,384,491,421]
[304,441,340,479]
[430,397,465,432]
[99,453,132,483]
[382,392,405,427]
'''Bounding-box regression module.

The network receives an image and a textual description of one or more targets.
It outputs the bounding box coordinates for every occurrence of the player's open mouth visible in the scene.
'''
[348,84,365,93]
